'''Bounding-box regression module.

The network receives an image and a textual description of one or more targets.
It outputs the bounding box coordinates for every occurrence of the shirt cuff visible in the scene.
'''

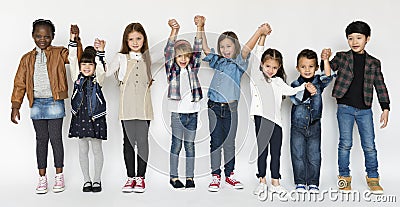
[379,102,390,111]
[69,40,78,47]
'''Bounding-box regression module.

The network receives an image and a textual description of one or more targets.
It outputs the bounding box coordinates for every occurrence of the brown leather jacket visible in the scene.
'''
[11,42,82,109]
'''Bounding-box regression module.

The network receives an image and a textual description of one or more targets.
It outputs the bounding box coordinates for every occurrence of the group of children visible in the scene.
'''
[10,16,390,199]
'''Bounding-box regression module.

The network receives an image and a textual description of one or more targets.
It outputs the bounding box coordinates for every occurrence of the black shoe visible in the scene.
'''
[92,182,102,193]
[170,179,185,189]
[185,178,195,189]
[82,181,92,192]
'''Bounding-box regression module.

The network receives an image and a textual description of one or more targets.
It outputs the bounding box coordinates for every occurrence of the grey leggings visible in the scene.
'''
[32,118,64,169]
[79,138,104,183]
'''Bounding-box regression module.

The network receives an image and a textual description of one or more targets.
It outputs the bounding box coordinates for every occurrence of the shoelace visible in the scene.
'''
[136,178,143,186]
[211,177,220,185]
[38,178,47,188]
[54,175,63,185]
[125,178,134,186]
[227,177,238,184]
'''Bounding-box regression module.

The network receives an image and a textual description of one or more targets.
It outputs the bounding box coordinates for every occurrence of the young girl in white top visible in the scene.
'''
[106,23,153,193]
[248,23,316,200]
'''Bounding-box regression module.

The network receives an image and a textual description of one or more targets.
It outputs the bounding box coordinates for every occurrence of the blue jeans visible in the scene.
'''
[170,112,198,178]
[208,100,238,177]
[337,104,379,178]
[290,120,321,186]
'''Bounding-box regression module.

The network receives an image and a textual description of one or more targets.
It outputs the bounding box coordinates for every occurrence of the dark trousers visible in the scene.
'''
[254,116,282,179]
[32,118,64,169]
[122,120,150,178]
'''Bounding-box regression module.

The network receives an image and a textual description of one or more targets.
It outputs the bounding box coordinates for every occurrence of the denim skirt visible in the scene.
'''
[30,98,65,120]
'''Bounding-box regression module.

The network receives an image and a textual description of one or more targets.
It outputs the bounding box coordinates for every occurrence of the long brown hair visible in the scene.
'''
[120,23,152,82]
[217,31,241,59]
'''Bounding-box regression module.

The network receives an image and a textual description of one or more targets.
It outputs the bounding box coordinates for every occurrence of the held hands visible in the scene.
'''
[305,82,317,96]
[11,108,20,124]
[194,15,205,27]
[70,24,80,41]
[321,48,332,61]
[168,19,180,30]
[259,23,272,36]
[94,38,106,51]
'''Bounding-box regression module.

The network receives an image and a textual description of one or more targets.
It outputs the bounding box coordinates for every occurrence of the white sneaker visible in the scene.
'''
[253,183,268,201]
[36,176,48,194]
[53,173,65,193]
[295,184,307,193]
[308,185,320,194]
[269,185,287,194]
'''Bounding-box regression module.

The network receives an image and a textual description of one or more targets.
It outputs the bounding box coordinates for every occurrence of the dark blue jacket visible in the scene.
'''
[71,73,106,120]
[290,74,332,128]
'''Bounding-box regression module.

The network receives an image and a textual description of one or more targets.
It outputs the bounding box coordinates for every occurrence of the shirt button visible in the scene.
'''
[136,81,138,83]
[136,74,139,76]
[256,105,259,107]
[306,117,309,119]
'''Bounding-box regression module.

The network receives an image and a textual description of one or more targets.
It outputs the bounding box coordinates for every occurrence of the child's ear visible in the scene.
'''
[366,36,371,43]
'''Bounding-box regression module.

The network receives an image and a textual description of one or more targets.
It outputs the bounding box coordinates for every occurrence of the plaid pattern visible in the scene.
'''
[164,38,203,102]
[330,50,390,108]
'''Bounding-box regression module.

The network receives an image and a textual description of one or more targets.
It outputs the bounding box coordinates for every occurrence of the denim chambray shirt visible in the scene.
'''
[203,48,250,103]
[290,74,333,128]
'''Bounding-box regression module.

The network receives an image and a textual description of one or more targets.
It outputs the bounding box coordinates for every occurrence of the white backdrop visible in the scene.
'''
[0,0,398,206]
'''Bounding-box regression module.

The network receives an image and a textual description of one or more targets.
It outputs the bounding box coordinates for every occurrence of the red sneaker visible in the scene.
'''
[208,174,221,192]
[225,172,243,189]
[133,177,145,193]
[122,177,136,193]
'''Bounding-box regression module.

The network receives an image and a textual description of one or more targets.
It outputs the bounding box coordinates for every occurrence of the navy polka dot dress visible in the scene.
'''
[68,80,107,140]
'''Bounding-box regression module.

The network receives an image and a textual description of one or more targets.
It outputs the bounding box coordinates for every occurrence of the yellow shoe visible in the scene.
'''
[366,176,384,195]
[337,176,352,192]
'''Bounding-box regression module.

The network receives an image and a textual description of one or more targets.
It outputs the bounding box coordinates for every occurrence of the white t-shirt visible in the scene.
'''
[168,68,201,113]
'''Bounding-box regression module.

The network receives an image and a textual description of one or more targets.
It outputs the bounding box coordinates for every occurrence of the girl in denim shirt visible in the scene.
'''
[201,18,268,192]
[290,49,332,194]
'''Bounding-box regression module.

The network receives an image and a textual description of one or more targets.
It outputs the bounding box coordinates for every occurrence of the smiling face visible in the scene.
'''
[218,38,236,59]
[175,50,191,68]
[80,62,95,76]
[297,57,318,79]
[347,33,370,54]
[261,58,280,78]
[127,31,144,53]
[32,25,53,50]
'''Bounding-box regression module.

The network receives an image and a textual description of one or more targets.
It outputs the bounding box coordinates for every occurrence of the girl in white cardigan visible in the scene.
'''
[248,23,316,200]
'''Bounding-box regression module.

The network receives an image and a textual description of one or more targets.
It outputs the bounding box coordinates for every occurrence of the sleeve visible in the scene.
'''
[373,60,390,110]
[235,50,251,72]
[278,78,305,96]
[191,37,203,73]
[289,80,305,105]
[106,54,121,77]
[319,73,333,89]
[164,39,175,82]
[11,56,28,109]
[64,38,83,64]
[95,51,106,86]
[202,48,223,71]
[248,45,264,76]
[68,41,80,81]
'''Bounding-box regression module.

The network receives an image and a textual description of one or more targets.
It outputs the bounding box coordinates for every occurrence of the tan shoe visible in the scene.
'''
[337,176,352,192]
[366,176,384,194]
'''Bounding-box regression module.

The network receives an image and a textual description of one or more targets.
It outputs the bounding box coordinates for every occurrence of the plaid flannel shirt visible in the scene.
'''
[328,50,390,110]
[164,38,203,102]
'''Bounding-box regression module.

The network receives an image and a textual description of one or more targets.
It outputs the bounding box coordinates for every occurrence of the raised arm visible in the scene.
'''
[242,23,272,60]
[94,38,106,86]
[321,48,332,76]
[200,17,211,55]
[164,19,180,81]
[192,15,204,71]
[68,25,80,81]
